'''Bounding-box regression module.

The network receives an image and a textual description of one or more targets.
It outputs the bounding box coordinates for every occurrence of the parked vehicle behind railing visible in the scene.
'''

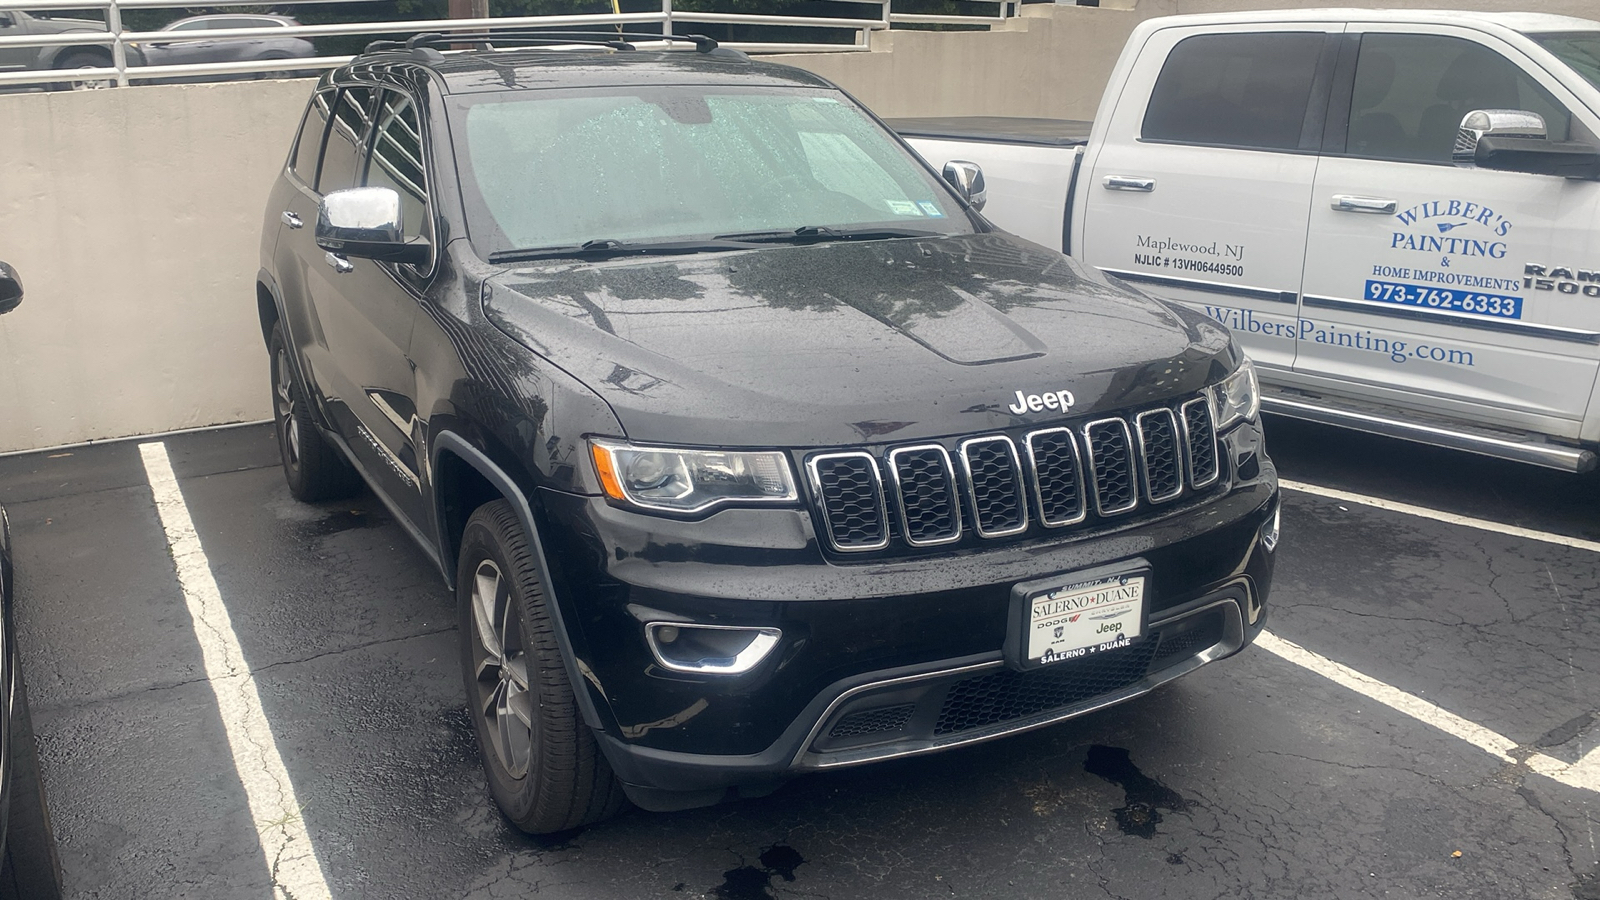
[0,0,1019,91]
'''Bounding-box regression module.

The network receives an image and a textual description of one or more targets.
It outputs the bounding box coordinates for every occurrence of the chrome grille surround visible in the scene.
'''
[1134,408,1185,504]
[804,395,1220,554]
[957,435,1030,538]
[1082,418,1139,517]
[1180,397,1221,488]
[806,451,890,552]
[1023,427,1087,527]
[887,444,963,547]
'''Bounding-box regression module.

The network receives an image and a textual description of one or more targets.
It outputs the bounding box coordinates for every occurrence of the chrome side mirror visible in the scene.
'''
[0,261,22,315]
[942,160,987,212]
[1454,109,1547,168]
[316,187,430,265]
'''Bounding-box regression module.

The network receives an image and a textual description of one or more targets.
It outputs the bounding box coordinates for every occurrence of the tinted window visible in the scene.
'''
[317,86,376,194]
[290,90,333,183]
[1532,32,1600,92]
[166,19,208,31]
[452,87,966,255]
[1346,34,1571,163]
[365,90,429,241]
[1142,32,1325,151]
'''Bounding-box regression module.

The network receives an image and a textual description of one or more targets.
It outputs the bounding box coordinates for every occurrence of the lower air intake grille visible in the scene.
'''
[830,704,916,738]
[811,453,887,551]
[933,641,1160,735]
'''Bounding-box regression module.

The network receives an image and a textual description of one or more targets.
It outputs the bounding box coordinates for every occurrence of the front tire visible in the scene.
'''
[457,499,626,833]
[0,675,63,900]
[268,322,361,502]
[52,51,112,91]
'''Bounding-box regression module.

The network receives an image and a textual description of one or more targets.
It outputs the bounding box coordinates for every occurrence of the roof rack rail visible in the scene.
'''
[362,31,725,56]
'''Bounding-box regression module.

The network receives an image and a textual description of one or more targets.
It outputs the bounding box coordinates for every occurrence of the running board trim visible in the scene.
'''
[1261,396,1596,473]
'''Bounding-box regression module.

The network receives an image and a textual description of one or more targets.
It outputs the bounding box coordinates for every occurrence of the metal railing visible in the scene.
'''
[0,0,1015,90]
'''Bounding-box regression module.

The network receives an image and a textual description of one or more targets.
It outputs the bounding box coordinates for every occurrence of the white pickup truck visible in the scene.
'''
[892,9,1600,473]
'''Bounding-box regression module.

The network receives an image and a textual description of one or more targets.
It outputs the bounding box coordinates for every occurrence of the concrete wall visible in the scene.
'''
[2,0,1597,451]
[0,80,309,452]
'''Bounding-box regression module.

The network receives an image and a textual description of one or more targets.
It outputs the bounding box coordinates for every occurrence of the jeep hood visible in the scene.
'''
[484,232,1237,448]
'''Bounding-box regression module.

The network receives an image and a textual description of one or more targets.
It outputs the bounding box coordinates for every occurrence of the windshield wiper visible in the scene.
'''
[713,225,944,244]
[488,237,758,264]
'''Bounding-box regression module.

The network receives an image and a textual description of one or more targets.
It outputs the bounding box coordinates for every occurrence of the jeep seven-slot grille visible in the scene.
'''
[808,397,1221,552]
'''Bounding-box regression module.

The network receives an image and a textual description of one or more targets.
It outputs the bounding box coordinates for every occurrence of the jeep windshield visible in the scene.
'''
[449,85,974,261]
[1530,32,1600,91]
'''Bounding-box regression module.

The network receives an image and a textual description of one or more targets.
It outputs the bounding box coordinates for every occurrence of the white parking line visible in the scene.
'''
[1257,631,1597,794]
[138,442,332,900]
[1280,479,1600,554]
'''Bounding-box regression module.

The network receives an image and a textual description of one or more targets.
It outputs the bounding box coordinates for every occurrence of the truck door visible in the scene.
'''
[1080,25,1343,374]
[1296,28,1600,438]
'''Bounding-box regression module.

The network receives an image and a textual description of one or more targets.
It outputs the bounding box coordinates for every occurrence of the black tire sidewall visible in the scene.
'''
[456,506,542,824]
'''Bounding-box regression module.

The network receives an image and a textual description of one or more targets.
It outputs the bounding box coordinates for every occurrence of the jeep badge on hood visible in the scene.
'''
[1008,389,1077,415]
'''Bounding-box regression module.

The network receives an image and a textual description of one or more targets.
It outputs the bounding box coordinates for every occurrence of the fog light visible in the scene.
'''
[645,623,781,675]
[1260,500,1280,552]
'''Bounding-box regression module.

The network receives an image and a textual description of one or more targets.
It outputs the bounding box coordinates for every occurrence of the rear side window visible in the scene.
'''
[365,90,429,242]
[1345,33,1572,163]
[317,86,376,194]
[289,90,332,184]
[1142,32,1326,151]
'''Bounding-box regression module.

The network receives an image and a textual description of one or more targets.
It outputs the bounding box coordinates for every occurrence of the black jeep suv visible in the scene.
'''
[256,32,1279,833]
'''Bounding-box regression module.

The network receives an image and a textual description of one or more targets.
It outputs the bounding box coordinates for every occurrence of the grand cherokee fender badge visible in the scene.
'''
[1008,388,1076,415]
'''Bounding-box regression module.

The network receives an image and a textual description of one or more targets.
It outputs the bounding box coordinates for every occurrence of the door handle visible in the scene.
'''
[324,251,353,274]
[1104,175,1156,192]
[1332,195,1397,214]
[281,210,302,229]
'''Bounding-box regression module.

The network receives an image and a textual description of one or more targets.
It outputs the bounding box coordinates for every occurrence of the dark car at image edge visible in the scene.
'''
[254,31,1280,832]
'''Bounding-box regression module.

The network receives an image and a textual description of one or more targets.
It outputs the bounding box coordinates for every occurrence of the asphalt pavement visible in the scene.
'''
[1,417,1596,900]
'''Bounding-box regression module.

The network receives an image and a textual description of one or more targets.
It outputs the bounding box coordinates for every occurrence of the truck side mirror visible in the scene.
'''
[316,187,430,266]
[0,261,23,315]
[942,160,987,212]
[1453,109,1547,167]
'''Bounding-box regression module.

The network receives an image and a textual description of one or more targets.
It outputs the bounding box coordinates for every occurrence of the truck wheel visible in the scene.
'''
[53,51,112,91]
[0,675,64,900]
[457,499,626,834]
[268,322,361,502]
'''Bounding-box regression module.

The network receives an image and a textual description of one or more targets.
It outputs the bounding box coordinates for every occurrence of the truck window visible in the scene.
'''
[1345,34,1571,164]
[1141,32,1325,152]
[1530,32,1600,92]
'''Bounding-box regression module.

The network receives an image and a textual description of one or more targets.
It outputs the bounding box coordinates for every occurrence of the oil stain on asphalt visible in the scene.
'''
[1084,745,1190,839]
[711,844,806,899]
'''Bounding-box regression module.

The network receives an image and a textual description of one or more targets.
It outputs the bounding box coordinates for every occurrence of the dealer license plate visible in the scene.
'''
[1026,573,1146,666]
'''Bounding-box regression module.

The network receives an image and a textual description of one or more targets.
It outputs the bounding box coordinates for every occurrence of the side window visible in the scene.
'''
[1346,33,1572,163]
[364,90,430,241]
[289,90,333,185]
[1142,32,1326,151]
[317,86,376,195]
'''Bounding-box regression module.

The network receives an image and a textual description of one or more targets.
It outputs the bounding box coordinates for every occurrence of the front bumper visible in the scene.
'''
[534,422,1277,809]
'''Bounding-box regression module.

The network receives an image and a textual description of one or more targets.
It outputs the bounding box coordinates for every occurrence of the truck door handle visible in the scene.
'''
[1104,176,1156,192]
[281,211,302,229]
[1332,195,1397,214]
[324,252,353,274]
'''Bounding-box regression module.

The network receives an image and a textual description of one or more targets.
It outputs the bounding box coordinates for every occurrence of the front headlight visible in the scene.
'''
[1211,358,1260,430]
[589,439,798,514]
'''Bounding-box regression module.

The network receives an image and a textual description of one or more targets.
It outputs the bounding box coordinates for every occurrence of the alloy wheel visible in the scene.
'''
[273,349,301,469]
[469,559,534,778]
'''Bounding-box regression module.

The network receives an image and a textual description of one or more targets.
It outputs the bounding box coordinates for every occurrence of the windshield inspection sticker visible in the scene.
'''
[916,201,945,218]
[886,200,923,216]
